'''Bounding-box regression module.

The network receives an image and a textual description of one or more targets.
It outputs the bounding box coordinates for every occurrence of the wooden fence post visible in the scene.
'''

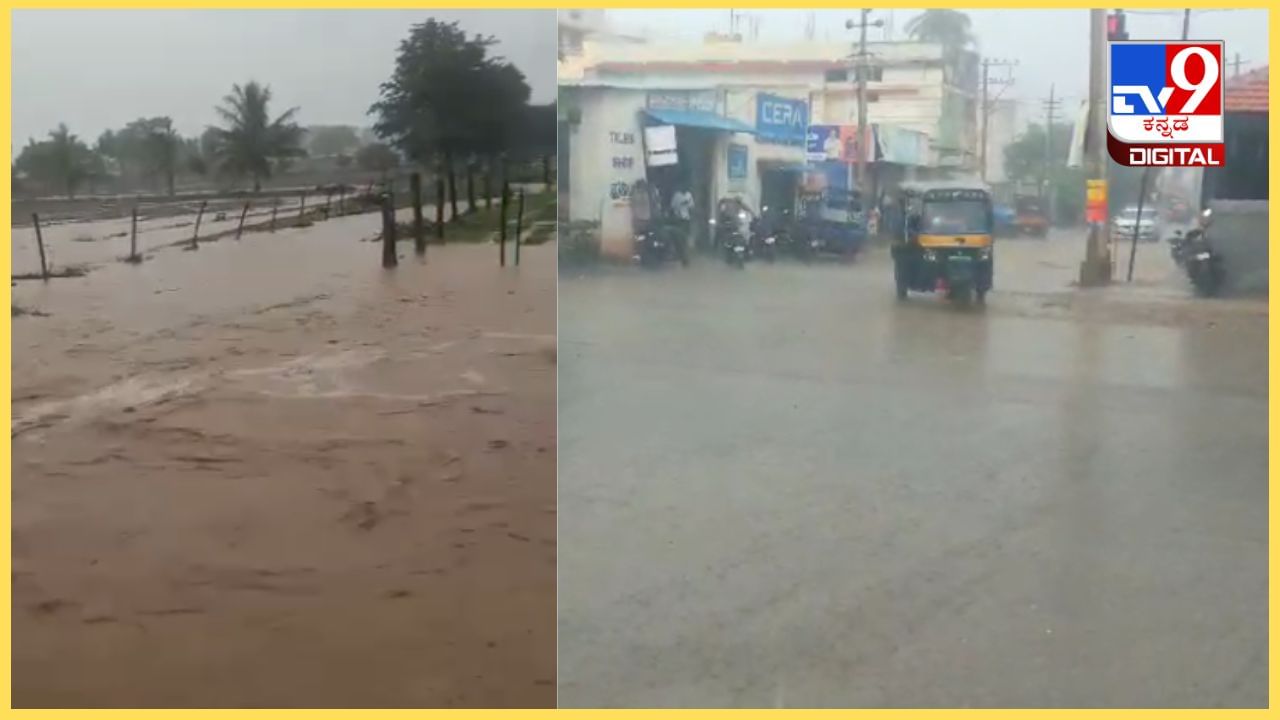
[191,200,207,249]
[515,189,525,266]
[381,192,398,268]
[298,190,307,222]
[324,188,333,219]
[435,177,446,243]
[338,186,346,216]
[499,182,509,267]
[32,213,48,281]
[270,198,279,232]
[236,201,250,240]
[466,166,476,214]
[130,207,139,261]
[410,172,425,256]
[485,173,493,211]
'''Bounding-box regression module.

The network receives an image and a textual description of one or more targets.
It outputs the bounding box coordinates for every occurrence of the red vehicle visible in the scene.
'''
[1014,195,1049,238]
[1166,196,1193,224]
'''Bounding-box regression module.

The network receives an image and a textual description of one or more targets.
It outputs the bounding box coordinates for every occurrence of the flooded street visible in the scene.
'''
[12,212,556,707]
[557,231,1267,708]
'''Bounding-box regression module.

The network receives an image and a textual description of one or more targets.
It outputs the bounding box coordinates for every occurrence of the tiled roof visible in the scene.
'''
[1225,66,1267,113]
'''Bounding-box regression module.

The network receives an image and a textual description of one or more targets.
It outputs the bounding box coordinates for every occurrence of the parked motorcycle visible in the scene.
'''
[1168,229,1193,268]
[750,212,780,263]
[1182,209,1225,297]
[713,199,752,269]
[634,222,688,269]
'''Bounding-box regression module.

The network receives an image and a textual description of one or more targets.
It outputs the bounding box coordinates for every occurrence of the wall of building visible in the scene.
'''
[563,86,651,257]
[982,99,1019,183]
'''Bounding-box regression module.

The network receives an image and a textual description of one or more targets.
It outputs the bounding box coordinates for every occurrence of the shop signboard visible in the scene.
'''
[757,93,808,146]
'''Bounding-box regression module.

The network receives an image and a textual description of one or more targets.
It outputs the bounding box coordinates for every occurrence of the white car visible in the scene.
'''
[1112,206,1161,243]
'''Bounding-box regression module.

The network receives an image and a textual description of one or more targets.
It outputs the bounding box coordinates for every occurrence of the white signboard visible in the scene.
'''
[644,125,679,167]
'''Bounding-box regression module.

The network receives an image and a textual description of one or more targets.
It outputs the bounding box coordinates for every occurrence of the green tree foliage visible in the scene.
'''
[306,125,362,157]
[207,81,306,191]
[904,10,976,54]
[1003,122,1084,223]
[355,142,399,174]
[369,19,536,215]
[15,123,98,198]
[93,117,182,194]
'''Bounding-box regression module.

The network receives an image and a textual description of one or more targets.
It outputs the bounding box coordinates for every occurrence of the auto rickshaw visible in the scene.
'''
[891,181,994,304]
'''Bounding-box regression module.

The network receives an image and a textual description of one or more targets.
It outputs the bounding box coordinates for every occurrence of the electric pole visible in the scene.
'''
[1231,53,1246,77]
[1081,9,1111,286]
[1042,84,1061,222]
[847,10,884,195]
[979,57,1017,183]
[1181,9,1191,40]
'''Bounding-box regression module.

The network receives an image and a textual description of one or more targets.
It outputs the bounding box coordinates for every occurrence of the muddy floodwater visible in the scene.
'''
[12,209,556,707]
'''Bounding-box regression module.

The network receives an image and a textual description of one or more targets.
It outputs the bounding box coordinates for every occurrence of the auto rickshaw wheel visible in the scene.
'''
[950,284,973,305]
[893,257,909,300]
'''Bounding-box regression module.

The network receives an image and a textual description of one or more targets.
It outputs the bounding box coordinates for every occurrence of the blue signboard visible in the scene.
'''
[728,143,748,180]
[756,93,809,146]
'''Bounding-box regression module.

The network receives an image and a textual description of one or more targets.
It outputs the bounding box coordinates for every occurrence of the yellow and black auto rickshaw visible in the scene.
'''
[892,181,994,304]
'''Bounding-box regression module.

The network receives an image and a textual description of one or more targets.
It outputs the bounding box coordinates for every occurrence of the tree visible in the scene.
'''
[15,124,97,198]
[1004,122,1086,224]
[355,142,399,174]
[207,81,306,191]
[146,117,180,196]
[370,19,533,218]
[306,125,361,157]
[904,10,976,54]
[95,117,181,193]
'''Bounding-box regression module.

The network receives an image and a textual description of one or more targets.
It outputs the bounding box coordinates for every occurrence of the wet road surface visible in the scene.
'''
[12,213,556,707]
[558,233,1267,707]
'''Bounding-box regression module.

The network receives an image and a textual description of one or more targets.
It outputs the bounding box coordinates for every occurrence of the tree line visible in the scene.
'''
[14,18,553,203]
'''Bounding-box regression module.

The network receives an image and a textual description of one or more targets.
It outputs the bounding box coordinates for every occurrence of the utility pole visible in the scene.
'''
[847,10,884,195]
[979,57,1017,183]
[1231,53,1246,77]
[1042,84,1061,222]
[1181,9,1191,40]
[1081,9,1111,286]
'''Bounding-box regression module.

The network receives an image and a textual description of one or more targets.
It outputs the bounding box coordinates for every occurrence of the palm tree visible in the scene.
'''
[146,118,180,196]
[208,81,305,191]
[903,10,976,54]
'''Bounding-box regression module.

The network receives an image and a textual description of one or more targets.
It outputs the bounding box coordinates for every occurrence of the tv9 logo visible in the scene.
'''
[1108,41,1225,167]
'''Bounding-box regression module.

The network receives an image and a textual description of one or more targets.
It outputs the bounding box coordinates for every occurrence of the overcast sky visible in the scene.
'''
[12,10,555,147]
[606,8,1269,123]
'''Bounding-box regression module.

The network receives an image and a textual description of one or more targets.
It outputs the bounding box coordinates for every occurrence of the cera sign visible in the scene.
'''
[756,93,809,146]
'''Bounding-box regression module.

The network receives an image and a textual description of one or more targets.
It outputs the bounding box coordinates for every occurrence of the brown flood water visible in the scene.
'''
[12,213,556,707]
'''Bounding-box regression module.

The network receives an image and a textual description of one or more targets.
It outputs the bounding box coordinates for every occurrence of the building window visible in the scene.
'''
[824,68,849,83]
[867,91,881,103]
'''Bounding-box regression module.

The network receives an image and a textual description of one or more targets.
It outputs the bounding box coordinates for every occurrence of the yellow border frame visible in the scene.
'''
[3,2,1275,714]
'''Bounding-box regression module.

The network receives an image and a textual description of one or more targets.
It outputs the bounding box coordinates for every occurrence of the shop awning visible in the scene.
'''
[644,108,756,134]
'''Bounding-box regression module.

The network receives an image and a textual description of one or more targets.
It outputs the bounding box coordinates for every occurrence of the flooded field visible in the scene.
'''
[12,206,556,707]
